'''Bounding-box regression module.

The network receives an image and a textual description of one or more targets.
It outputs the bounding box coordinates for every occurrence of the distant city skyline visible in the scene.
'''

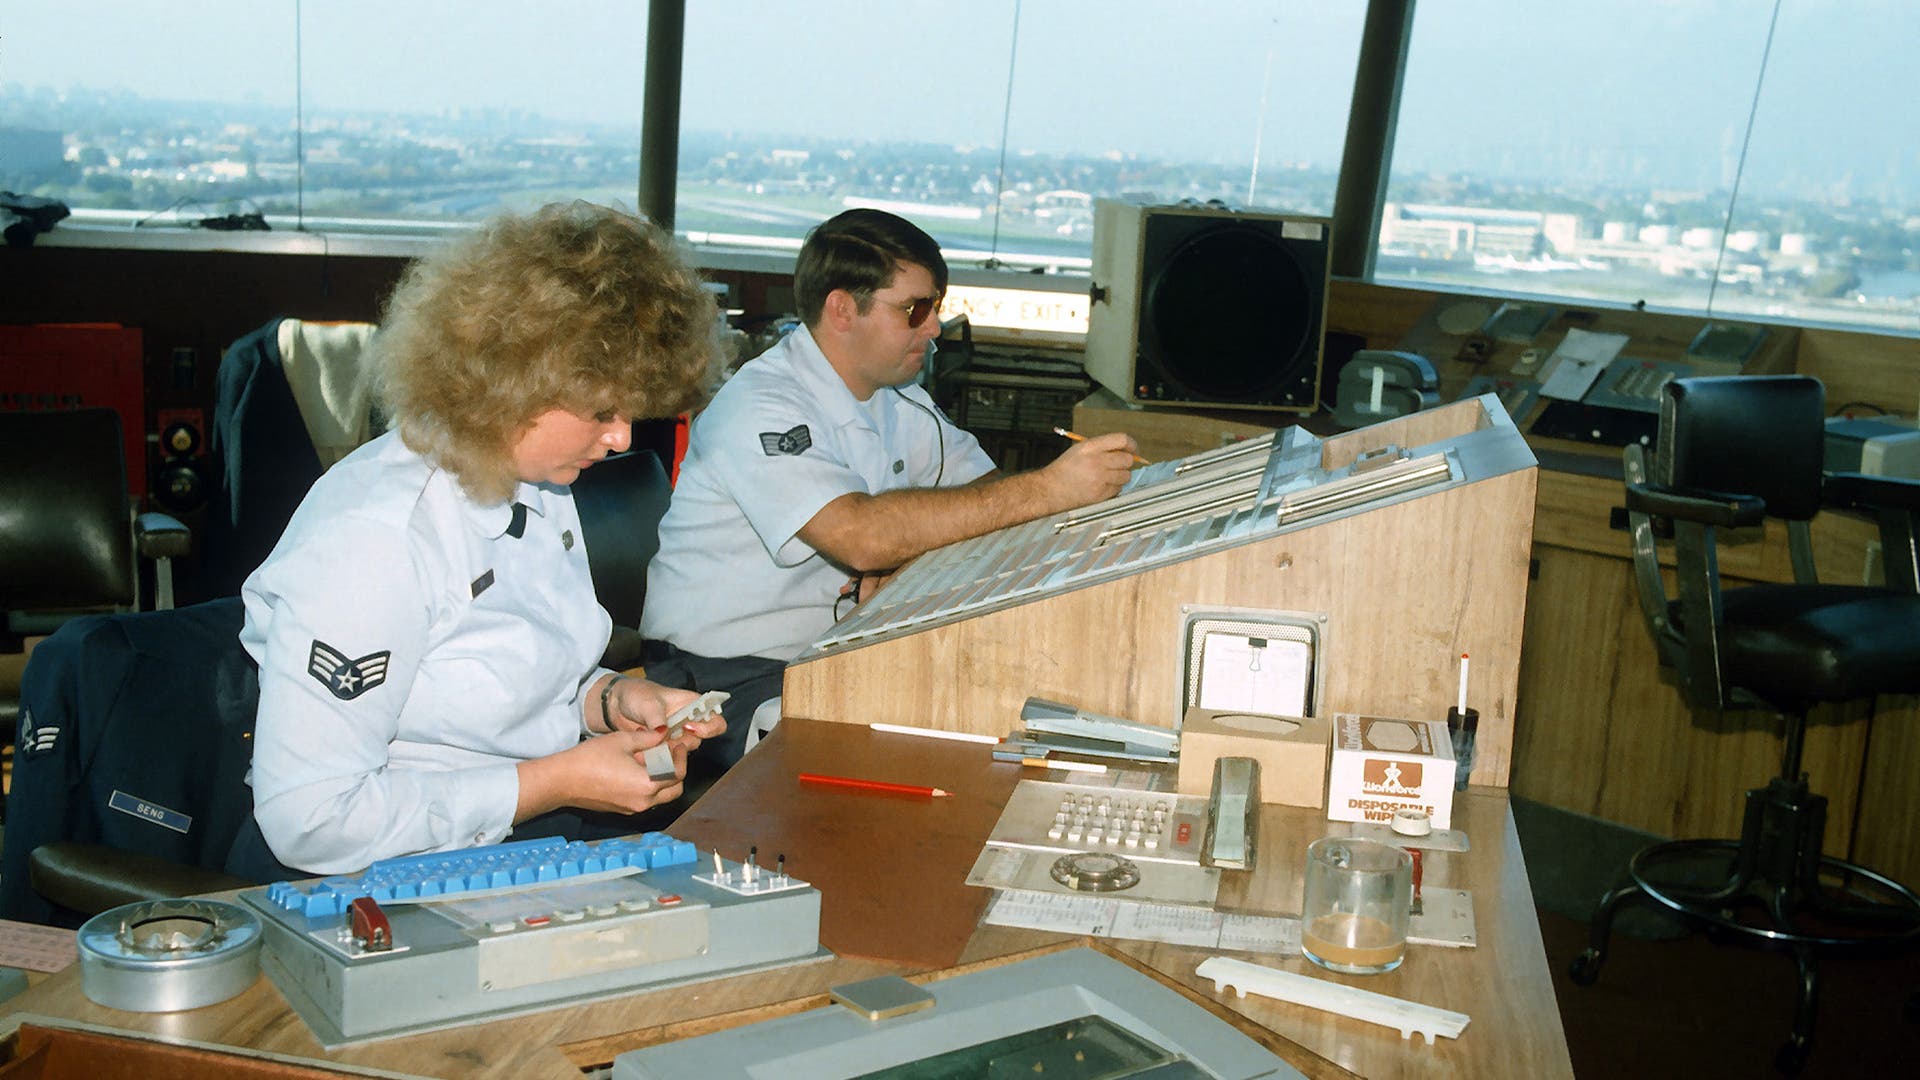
[5,1,1915,203]
[5,1,1917,335]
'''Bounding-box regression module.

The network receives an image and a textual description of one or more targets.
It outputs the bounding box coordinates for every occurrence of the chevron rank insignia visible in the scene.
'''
[18,706,58,758]
[759,425,813,456]
[308,640,392,701]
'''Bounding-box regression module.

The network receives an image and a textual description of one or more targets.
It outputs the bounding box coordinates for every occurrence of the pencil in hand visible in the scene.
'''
[1052,426,1150,467]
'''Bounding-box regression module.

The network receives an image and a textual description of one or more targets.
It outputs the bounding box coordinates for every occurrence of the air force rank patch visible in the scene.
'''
[308,640,392,700]
[759,424,813,456]
[18,706,58,758]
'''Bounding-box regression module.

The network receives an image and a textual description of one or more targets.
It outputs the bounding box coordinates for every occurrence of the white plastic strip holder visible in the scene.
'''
[1195,956,1470,1045]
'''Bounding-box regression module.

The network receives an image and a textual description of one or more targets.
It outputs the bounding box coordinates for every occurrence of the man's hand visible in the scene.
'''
[837,569,897,618]
[856,569,895,603]
[1039,431,1139,507]
[797,428,1141,571]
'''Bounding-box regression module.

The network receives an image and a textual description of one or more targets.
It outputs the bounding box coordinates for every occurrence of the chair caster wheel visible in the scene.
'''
[1568,948,1603,986]
[1774,1036,1809,1075]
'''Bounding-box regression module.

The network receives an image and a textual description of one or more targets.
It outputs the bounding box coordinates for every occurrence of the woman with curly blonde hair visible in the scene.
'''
[238,202,726,875]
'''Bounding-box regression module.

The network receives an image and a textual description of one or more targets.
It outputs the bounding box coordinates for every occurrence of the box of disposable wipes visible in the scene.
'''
[1326,713,1456,829]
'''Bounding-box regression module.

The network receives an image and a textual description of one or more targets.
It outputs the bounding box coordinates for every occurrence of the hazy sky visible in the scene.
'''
[4,1,1916,195]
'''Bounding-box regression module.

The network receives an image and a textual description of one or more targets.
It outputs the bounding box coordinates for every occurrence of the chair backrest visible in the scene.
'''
[571,447,673,630]
[0,408,135,623]
[1631,374,1895,712]
[2,598,259,925]
[1658,375,1826,522]
[195,318,381,602]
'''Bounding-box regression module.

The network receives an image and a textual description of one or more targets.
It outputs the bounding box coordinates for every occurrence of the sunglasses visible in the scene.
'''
[873,292,943,328]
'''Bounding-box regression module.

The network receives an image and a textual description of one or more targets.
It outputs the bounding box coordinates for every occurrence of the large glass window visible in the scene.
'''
[10,1,1912,339]
[0,1,647,228]
[2,1,299,221]
[1383,0,1919,335]
[1716,1,1920,334]
[677,2,1366,272]
[295,1,648,227]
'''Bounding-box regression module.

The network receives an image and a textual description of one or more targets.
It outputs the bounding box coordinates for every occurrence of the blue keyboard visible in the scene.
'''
[262,833,698,919]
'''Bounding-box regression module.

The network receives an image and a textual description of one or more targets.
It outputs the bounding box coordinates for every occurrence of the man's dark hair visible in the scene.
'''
[794,209,948,326]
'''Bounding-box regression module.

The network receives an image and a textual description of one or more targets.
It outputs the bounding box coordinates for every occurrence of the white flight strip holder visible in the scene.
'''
[641,690,730,782]
[1195,956,1470,1045]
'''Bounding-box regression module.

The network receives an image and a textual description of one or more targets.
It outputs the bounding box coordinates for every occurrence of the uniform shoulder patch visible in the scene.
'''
[759,424,813,456]
[18,706,58,758]
[308,640,392,701]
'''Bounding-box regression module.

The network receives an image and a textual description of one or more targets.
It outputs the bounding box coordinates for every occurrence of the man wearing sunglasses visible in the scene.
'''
[641,208,1140,770]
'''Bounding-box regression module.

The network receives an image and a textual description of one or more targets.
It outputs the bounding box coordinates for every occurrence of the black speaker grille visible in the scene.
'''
[1135,214,1327,408]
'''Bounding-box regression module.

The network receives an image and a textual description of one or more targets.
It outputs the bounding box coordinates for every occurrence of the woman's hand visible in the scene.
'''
[523,677,730,823]
[602,677,728,746]
[516,727,695,821]
[598,676,698,734]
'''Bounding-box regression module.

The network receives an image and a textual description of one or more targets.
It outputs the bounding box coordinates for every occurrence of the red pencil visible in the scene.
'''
[798,772,952,798]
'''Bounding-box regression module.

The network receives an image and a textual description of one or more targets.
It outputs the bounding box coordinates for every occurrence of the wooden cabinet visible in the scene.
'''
[1510,542,1870,853]
[1855,696,1920,885]
[1513,461,1908,882]
[1071,279,1919,888]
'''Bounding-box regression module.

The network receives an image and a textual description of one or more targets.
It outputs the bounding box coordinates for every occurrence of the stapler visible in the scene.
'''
[1014,698,1179,761]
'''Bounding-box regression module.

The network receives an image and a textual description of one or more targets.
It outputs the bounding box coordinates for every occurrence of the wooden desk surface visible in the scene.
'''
[0,720,1572,1079]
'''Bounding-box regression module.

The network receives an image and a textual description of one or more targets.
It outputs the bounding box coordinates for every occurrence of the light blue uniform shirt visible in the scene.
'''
[242,431,613,874]
[642,324,994,662]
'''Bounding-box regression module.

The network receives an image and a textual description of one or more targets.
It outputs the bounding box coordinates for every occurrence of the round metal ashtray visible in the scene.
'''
[77,898,263,1012]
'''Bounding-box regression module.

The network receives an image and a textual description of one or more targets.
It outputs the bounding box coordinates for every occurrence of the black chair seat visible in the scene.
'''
[1709,586,1920,704]
[30,842,255,917]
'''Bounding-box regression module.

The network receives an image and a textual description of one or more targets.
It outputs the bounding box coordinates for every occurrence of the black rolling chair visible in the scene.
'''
[570,445,740,799]
[2,408,189,820]
[1,599,259,926]
[1569,374,1920,1073]
[1,407,189,658]
[571,447,674,673]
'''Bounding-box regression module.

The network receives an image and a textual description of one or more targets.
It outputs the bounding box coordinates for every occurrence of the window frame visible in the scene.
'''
[14,0,1917,343]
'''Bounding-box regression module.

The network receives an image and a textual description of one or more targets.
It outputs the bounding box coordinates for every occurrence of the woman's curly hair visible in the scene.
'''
[374,201,721,503]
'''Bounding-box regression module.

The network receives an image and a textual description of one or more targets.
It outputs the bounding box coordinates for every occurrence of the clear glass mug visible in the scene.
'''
[1300,836,1413,975]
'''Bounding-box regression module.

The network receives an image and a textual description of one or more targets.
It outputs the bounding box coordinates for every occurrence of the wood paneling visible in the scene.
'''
[1324,278,1440,349]
[1510,544,1869,849]
[1852,695,1920,888]
[1515,437,1890,859]
[1532,468,1882,584]
[1070,396,1278,464]
[786,402,1537,788]
[1797,328,1920,417]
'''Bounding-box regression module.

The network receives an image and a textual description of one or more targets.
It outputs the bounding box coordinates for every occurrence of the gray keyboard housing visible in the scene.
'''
[240,854,826,1047]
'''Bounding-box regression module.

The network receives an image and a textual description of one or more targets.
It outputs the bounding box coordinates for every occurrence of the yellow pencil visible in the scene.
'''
[1052,427,1150,467]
